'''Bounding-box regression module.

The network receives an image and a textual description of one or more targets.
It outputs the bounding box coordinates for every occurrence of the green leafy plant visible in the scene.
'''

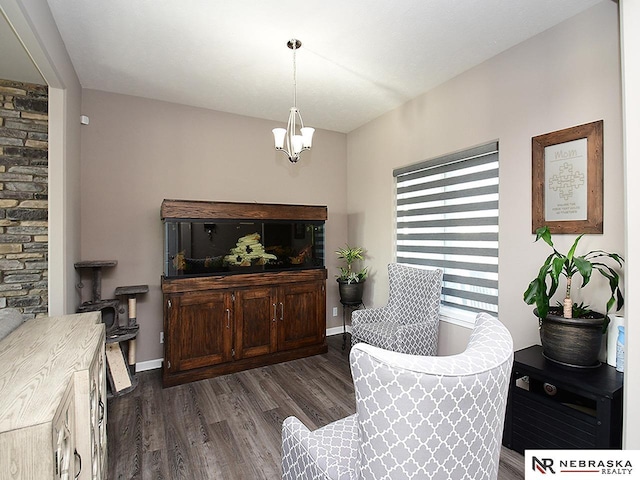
[523,226,624,324]
[335,244,368,284]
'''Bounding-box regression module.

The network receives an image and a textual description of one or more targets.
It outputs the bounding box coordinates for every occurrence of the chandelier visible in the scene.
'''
[272,39,314,163]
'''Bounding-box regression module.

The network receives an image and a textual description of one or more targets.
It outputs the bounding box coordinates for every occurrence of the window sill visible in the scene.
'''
[439,310,475,329]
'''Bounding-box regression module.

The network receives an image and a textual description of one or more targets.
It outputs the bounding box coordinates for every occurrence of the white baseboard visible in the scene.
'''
[136,326,351,373]
[136,358,163,372]
[327,325,350,336]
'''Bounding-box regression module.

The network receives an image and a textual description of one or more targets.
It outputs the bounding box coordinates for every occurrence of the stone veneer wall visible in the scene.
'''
[0,79,48,318]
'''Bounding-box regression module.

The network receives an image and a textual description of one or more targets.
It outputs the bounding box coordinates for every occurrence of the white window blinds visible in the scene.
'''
[393,142,499,323]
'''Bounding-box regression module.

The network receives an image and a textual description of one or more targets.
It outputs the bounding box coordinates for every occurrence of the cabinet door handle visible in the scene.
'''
[279,302,284,321]
[98,399,105,426]
[74,449,82,479]
[272,303,277,322]
[226,308,230,328]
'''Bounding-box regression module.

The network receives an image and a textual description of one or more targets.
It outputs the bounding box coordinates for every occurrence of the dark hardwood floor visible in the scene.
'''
[107,335,524,479]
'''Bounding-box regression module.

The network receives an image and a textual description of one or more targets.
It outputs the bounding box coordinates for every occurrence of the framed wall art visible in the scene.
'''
[531,120,603,234]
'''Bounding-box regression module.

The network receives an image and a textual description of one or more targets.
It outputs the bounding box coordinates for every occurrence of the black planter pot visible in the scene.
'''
[337,279,365,305]
[535,308,605,368]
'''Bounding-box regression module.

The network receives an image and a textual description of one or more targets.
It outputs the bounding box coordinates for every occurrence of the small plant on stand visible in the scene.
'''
[335,244,368,304]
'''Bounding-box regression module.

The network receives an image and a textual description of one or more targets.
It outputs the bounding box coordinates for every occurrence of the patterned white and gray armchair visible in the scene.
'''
[350,263,443,356]
[282,312,514,480]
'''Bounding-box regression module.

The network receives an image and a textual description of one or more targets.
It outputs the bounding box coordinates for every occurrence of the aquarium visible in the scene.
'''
[163,219,325,278]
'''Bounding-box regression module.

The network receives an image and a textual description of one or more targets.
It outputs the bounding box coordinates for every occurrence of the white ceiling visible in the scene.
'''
[3,1,604,133]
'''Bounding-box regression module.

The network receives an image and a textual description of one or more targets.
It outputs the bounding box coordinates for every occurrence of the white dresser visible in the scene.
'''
[0,312,107,480]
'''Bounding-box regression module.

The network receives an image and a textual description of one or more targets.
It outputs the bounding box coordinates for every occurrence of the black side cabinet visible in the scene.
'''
[503,345,623,453]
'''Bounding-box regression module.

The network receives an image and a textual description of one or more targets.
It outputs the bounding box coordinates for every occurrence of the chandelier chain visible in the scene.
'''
[292,40,297,108]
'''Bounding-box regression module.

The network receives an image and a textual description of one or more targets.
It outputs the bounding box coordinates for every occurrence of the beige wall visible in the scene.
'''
[347,1,624,355]
[79,90,348,363]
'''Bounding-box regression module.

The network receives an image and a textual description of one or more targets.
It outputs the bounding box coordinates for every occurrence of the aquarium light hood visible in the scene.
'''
[272,39,315,164]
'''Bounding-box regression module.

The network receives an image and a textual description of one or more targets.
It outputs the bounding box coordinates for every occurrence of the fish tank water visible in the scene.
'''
[163,219,325,278]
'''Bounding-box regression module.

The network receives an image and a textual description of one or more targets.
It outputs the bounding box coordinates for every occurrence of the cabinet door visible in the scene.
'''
[235,287,277,359]
[90,343,107,480]
[277,281,325,351]
[166,291,233,372]
[53,382,77,480]
[74,340,106,480]
[97,344,107,479]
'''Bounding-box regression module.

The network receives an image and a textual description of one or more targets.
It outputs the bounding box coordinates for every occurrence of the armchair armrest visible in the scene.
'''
[282,415,359,480]
[395,321,438,356]
[351,307,392,326]
[282,417,331,480]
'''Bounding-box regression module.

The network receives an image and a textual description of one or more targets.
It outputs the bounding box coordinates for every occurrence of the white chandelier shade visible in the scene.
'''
[273,39,314,163]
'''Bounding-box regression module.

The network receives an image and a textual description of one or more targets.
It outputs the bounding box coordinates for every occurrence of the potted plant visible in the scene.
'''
[523,226,624,367]
[335,244,368,304]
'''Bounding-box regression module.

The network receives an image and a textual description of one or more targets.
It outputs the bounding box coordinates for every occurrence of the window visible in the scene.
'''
[393,142,499,326]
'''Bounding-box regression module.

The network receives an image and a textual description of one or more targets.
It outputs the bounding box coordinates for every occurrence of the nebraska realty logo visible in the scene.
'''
[525,450,640,479]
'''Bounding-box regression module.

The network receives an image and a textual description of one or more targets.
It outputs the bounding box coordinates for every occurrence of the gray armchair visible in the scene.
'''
[351,263,443,355]
[281,312,514,480]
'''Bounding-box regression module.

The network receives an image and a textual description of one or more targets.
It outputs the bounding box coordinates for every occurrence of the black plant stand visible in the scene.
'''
[341,300,364,350]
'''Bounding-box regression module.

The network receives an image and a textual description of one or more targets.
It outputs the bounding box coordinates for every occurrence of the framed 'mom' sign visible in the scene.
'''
[531,120,603,234]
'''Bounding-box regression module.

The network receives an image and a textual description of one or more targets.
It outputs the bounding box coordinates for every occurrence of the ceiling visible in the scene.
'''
[2,0,604,133]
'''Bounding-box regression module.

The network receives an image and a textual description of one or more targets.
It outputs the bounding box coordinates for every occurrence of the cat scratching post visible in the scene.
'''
[114,284,148,374]
[75,260,119,330]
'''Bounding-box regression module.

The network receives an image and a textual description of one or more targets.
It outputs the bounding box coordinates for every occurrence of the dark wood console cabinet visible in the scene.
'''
[161,200,328,387]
